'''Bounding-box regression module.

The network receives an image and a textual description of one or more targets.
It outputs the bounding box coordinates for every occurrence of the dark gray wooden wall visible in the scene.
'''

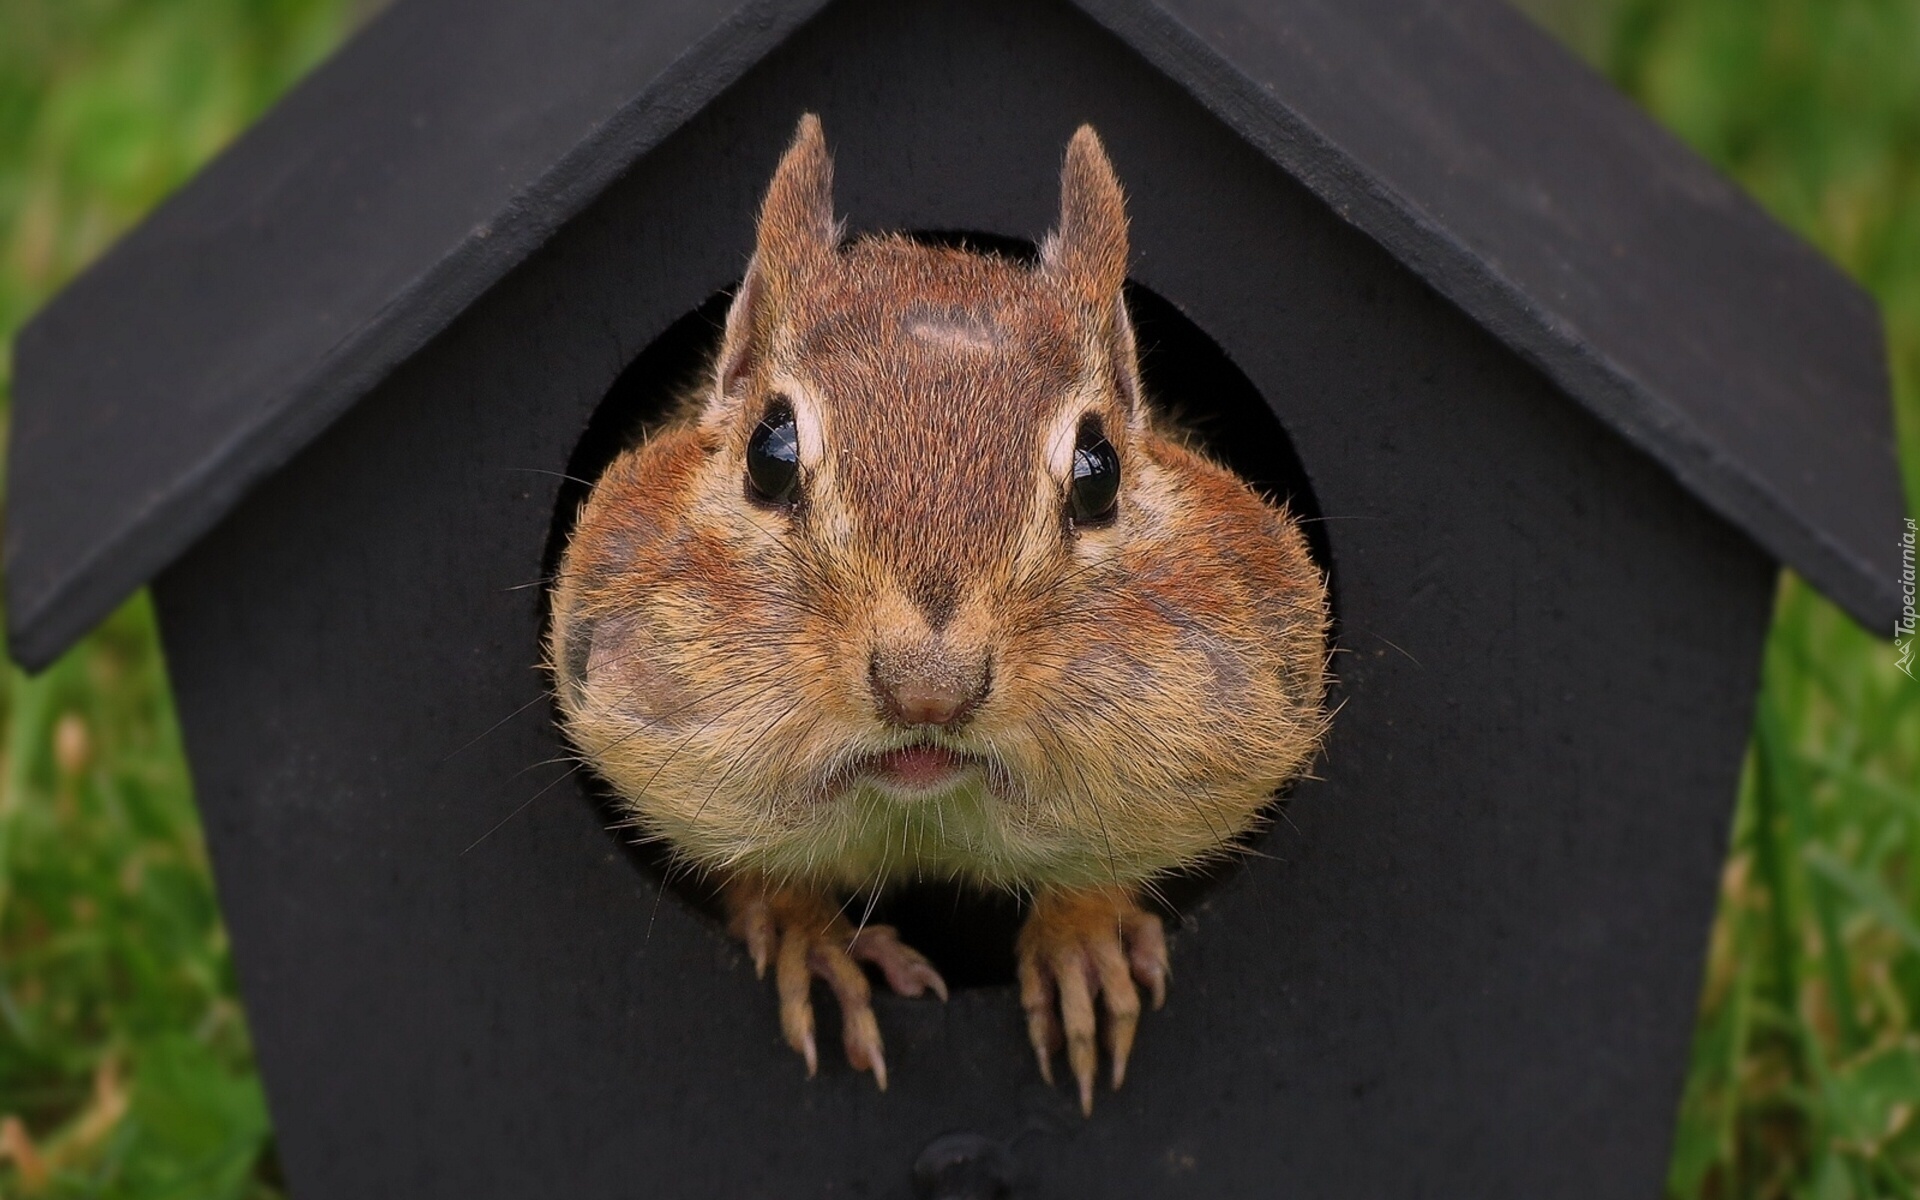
[153,0,1774,1194]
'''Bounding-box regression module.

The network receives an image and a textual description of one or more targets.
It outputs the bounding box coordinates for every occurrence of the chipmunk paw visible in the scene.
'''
[1016,886,1169,1115]
[725,881,947,1090]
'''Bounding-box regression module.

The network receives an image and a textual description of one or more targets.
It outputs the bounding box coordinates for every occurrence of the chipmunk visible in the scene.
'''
[548,115,1328,1115]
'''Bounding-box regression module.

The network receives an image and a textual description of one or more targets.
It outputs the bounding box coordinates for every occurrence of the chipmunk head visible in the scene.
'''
[701,114,1143,738]
[552,115,1326,890]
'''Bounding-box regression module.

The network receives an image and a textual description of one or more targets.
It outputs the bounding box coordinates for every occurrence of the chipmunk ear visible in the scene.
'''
[715,115,840,402]
[1043,126,1128,307]
[753,113,839,289]
[1043,126,1143,418]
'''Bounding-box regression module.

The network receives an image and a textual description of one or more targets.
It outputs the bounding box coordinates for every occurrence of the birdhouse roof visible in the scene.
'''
[7,0,1907,668]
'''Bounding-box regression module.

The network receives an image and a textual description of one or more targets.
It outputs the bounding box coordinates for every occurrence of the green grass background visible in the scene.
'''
[0,0,1915,1195]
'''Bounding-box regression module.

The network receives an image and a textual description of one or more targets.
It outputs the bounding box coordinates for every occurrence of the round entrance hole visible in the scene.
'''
[543,234,1330,988]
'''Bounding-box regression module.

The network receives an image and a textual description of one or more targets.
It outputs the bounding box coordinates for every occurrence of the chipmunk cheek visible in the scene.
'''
[573,615,703,733]
[554,618,596,711]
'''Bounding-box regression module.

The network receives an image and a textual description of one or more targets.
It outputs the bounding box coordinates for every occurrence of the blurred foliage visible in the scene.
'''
[0,0,1915,1196]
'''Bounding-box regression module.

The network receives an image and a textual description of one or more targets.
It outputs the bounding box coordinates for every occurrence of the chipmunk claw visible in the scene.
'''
[1016,887,1168,1114]
[850,924,950,1001]
[727,881,944,1091]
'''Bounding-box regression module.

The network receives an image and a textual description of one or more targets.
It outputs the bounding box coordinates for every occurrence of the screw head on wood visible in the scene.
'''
[911,1131,1014,1199]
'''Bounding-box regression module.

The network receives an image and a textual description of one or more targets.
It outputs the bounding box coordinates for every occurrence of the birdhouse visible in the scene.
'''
[7,0,1907,1195]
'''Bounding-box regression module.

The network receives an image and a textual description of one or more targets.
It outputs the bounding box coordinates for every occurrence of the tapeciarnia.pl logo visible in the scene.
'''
[1898,517,1917,680]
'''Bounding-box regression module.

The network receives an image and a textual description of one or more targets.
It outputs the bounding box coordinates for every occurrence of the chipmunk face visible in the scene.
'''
[550,118,1327,892]
[720,236,1127,740]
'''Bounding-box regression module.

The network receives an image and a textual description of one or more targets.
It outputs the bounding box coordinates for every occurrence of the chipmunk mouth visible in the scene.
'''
[851,744,984,795]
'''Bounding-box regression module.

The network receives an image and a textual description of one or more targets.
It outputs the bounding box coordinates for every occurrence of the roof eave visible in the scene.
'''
[5,0,833,672]
[8,0,1906,669]
[1069,0,1907,635]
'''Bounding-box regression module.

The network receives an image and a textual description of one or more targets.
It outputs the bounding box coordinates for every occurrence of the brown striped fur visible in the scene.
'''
[549,116,1328,894]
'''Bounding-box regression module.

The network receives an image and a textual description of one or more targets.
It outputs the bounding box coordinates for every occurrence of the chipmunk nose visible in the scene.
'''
[869,649,992,730]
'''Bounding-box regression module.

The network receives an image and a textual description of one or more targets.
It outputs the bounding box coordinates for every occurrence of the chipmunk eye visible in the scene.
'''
[746,401,801,506]
[1068,419,1120,525]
